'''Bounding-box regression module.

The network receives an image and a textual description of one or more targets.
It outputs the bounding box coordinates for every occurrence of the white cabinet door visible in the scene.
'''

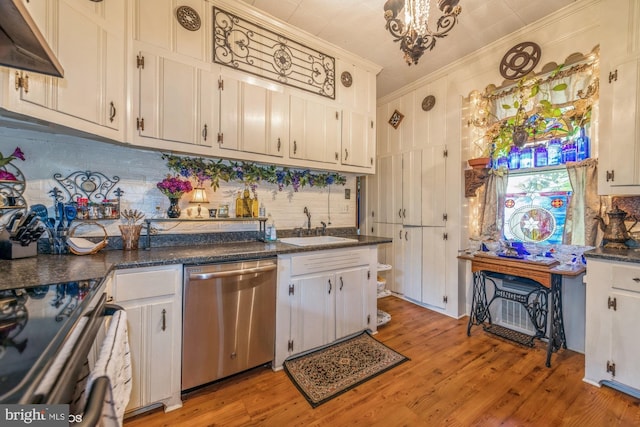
[147,301,175,404]
[391,224,405,295]
[377,155,399,224]
[402,150,422,226]
[342,111,374,168]
[421,145,447,226]
[290,273,336,354]
[6,0,125,139]
[401,227,423,301]
[335,267,369,339]
[422,227,447,309]
[135,51,215,150]
[599,57,640,191]
[610,291,640,389]
[289,94,340,165]
[111,265,182,413]
[218,76,286,157]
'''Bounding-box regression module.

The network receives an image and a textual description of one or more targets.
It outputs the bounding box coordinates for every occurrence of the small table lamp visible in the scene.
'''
[190,187,209,218]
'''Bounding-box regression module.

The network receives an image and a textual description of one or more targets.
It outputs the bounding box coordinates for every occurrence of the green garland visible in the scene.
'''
[161,153,347,192]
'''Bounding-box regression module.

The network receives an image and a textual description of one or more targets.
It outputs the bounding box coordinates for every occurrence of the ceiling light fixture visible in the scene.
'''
[384,0,462,66]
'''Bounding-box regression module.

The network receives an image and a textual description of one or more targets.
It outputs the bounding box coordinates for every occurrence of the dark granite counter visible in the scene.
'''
[0,235,391,291]
[584,246,640,264]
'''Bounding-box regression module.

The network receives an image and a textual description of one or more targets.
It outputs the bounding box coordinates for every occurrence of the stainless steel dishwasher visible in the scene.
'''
[182,258,277,390]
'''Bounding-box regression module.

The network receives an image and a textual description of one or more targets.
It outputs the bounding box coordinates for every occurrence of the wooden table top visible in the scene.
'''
[458,252,586,288]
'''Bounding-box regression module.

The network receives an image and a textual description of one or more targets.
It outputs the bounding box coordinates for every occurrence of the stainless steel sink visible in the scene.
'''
[279,236,358,246]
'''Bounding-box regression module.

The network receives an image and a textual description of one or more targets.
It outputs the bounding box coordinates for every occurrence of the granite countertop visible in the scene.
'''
[0,235,392,291]
[584,246,640,264]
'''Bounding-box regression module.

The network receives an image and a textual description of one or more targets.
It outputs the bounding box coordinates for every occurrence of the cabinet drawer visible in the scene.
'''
[290,248,369,276]
[612,265,640,293]
[114,266,180,302]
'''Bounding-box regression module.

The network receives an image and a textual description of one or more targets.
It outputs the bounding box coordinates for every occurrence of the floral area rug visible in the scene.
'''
[282,331,409,407]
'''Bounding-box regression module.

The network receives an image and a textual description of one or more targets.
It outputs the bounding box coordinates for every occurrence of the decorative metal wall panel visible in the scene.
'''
[213,7,335,99]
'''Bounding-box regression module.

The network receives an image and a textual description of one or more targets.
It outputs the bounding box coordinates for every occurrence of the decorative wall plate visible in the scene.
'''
[500,42,541,80]
[176,6,201,31]
[422,95,436,111]
[388,109,404,129]
[341,71,353,87]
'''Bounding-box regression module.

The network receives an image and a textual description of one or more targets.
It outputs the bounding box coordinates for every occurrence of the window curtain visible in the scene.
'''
[564,158,601,246]
[479,172,507,240]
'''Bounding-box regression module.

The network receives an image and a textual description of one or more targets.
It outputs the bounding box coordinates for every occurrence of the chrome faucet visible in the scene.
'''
[303,207,311,232]
[320,221,327,235]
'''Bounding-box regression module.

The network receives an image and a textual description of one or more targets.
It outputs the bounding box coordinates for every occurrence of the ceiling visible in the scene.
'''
[240,0,577,98]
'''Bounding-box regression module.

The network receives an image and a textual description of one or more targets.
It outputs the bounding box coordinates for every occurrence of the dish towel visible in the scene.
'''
[86,309,132,427]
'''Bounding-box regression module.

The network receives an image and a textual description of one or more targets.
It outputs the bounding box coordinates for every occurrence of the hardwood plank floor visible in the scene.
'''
[125,296,640,426]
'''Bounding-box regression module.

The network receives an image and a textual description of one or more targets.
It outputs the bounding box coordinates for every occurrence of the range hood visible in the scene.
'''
[0,0,63,77]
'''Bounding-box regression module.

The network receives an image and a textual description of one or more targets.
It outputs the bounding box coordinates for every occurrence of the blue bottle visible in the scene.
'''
[496,155,508,169]
[534,144,548,167]
[547,138,562,166]
[576,127,590,161]
[508,145,520,170]
[562,140,577,163]
[520,146,533,168]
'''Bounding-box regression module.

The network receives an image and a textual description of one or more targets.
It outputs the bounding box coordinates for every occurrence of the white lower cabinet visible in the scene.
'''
[275,246,377,368]
[107,264,183,413]
[584,258,640,396]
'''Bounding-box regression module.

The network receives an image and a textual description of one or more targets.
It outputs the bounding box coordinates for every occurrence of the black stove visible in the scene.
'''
[0,279,104,403]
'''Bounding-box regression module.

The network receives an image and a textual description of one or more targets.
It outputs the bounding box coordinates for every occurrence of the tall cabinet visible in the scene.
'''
[368,75,452,313]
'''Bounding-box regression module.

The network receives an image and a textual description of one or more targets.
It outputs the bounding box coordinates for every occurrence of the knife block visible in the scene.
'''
[0,230,38,259]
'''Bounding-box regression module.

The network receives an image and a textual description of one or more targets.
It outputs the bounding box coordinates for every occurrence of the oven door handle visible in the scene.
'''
[189,264,276,280]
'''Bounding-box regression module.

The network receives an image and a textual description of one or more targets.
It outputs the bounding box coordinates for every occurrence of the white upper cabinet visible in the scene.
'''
[289,94,341,165]
[2,0,126,140]
[598,0,640,194]
[132,0,208,62]
[338,60,376,170]
[218,74,288,157]
[133,51,216,152]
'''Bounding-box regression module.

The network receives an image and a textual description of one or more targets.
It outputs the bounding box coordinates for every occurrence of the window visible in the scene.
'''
[503,169,572,245]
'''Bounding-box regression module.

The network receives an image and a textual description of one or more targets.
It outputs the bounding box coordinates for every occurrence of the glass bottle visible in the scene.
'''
[534,144,548,167]
[562,140,577,163]
[519,146,533,169]
[496,155,508,169]
[508,145,520,170]
[547,138,562,166]
[251,194,259,218]
[235,191,243,218]
[576,127,590,161]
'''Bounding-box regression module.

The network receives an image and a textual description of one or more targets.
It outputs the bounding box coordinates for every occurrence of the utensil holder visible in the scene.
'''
[0,230,37,259]
[119,224,143,251]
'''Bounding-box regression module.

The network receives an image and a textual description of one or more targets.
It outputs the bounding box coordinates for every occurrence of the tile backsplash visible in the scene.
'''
[0,127,358,238]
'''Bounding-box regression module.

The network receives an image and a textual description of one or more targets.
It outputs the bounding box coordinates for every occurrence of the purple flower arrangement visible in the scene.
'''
[0,147,26,181]
[156,175,193,198]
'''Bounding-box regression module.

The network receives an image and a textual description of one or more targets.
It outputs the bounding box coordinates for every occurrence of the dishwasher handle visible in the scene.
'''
[189,263,276,280]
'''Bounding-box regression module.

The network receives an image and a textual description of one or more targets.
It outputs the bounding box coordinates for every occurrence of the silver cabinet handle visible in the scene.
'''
[161,309,166,331]
[189,264,276,280]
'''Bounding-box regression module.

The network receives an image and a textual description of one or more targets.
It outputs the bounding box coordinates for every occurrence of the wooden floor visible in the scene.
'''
[126,296,640,426]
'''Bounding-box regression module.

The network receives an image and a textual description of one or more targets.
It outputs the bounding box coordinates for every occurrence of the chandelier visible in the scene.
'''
[384,0,462,66]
